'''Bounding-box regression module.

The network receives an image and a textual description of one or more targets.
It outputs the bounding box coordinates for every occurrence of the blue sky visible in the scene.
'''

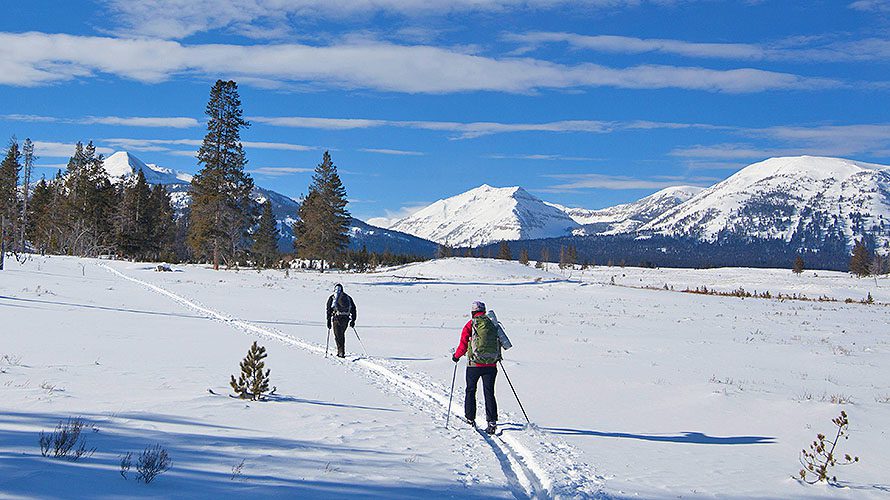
[2,0,890,222]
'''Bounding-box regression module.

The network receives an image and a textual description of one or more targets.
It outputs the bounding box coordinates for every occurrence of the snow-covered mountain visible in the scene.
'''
[103,151,193,186]
[550,185,704,236]
[101,151,438,255]
[641,156,890,249]
[386,184,580,247]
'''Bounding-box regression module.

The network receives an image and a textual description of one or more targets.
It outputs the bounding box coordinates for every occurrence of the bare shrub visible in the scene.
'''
[38,418,96,461]
[135,444,172,484]
[798,411,859,485]
[120,452,133,479]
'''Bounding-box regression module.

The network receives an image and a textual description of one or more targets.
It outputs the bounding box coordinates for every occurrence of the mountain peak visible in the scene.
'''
[388,184,578,247]
[102,151,193,185]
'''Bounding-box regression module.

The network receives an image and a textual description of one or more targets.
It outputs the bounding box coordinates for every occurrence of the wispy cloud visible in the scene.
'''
[100,138,317,156]
[248,166,315,176]
[359,148,425,156]
[541,172,711,192]
[850,0,890,12]
[487,153,600,161]
[672,124,890,160]
[2,114,199,128]
[102,0,698,39]
[251,115,723,139]
[0,32,841,94]
[366,202,433,227]
[504,31,890,63]
[32,141,114,158]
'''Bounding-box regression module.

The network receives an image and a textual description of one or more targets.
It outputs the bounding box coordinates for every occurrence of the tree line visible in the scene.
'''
[0,79,374,271]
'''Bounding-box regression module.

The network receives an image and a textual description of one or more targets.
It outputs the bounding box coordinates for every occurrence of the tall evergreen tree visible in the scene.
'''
[148,184,176,261]
[849,238,872,277]
[0,139,21,252]
[59,141,115,256]
[292,151,350,272]
[114,169,153,258]
[189,80,254,270]
[252,200,279,268]
[20,138,35,251]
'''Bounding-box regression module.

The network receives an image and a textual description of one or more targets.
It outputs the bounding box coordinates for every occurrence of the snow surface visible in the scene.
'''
[387,185,580,247]
[2,256,889,498]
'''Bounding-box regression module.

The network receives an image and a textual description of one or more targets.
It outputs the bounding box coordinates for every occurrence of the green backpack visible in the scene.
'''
[469,315,501,365]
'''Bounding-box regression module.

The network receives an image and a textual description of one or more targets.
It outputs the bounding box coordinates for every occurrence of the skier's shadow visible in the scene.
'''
[543,427,775,445]
[267,394,399,412]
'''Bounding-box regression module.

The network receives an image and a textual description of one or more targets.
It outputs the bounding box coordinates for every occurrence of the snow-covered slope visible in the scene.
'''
[387,185,580,247]
[103,151,192,186]
[550,185,704,235]
[642,156,890,248]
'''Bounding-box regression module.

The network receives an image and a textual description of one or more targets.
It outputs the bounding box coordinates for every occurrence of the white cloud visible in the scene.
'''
[541,172,709,192]
[0,32,839,94]
[671,124,890,161]
[850,0,890,12]
[366,202,432,227]
[505,31,890,63]
[102,0,687,39]
[32,141,115,158]
[359,148,425,156]
[487,153,600,161]
[100,137,316,155]
[248,166,315,176]
[2,113,199,128]
[252,115,726,139]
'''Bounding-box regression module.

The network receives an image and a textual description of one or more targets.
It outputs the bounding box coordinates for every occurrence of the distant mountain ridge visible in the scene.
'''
[379,156,890,255]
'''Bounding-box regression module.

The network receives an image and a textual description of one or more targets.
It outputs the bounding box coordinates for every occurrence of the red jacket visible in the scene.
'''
[454,311,497,367]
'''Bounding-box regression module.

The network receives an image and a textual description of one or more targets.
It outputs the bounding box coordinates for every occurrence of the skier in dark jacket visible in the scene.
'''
[452,300,500,434]
[326,283,356,358]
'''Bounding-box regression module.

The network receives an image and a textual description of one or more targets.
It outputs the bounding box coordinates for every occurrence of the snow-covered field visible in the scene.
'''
[2,256,889,499]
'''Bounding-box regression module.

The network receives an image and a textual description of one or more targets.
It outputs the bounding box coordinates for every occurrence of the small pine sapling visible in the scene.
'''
[230,341,276,401]
[798,410,859,485]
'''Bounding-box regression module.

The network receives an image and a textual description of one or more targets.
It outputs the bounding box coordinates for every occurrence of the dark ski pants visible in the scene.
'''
[465,366,498,423]
[332,318,348,357]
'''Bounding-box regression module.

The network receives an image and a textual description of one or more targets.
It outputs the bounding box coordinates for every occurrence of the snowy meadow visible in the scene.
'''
[2,256,889,499]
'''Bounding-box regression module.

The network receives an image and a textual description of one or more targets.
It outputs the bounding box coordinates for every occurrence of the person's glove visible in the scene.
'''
[327,320,332,329]
[349,319,355,328]
[452,355,459,363]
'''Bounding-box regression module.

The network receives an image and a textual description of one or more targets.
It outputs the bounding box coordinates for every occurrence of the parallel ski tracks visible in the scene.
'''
[100,263,594,499]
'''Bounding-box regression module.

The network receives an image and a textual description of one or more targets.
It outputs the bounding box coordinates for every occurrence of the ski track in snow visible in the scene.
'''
[99,263,602,499]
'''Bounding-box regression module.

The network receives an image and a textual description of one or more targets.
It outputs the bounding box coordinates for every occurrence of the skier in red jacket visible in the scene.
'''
[452,300,500,434]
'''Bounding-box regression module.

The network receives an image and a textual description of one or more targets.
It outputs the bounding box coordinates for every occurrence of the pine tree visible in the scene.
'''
[0,139,21,252]
[793,255,805,274]
[114,169,153,258]
[518,247,529,265]
[20,138,35,252]
[292,151,350,272]
[849,238,872,277]
[59,142,115,256]
[229,341,274,401]
[189,80,255,270]
[252,200,279,268]
[497,241,512,260]
[148,184,176,261]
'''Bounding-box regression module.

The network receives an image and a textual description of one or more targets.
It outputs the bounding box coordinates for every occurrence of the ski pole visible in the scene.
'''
[351,326,368,358]
[325,327,331,358]
[499,361,530,424]
[446,358,458,428]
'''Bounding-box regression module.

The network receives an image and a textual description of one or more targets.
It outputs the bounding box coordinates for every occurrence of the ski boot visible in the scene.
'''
[485,422,497,435]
